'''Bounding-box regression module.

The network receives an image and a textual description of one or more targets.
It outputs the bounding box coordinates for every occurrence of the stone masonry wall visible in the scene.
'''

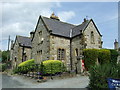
[71,36,83,70]
[50,35,71,71]
[32,18,50,64]
[83,21,102,49]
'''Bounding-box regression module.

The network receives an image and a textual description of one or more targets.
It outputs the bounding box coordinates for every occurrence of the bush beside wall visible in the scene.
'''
[83,49,98,70]
[14,59,35,74]
[98,49,111,65]
[109,49,118,64]
[83,49,111,70]
[42,60,66,75]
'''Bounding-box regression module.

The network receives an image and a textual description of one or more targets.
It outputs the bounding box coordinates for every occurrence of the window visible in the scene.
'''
[91,31,94,44]
[39,50,42,55]
[38,31,42,44]
[98,37,101,44]
[39,31,42,35]
[75,48,78,56]
[57,48,65,60]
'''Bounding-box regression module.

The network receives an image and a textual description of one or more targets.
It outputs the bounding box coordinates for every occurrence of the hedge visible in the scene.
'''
[13,59,66,75]
[83,49,112,70]
[108,49,118,64]
[42,60,66,75]
[14,59,35,74]
[89,63,120,88]
[98,49,111,65]
[83,49,98,70]
[18,59,35,67]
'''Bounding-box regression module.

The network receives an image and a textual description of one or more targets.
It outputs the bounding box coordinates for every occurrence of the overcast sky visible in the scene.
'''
[1,2,118,50]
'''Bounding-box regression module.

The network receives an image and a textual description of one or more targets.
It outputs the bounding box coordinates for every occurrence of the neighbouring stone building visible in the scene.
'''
[10,35,32,68]
[114,39,120,64]
[11,13,103,72]
[31,13,103,72]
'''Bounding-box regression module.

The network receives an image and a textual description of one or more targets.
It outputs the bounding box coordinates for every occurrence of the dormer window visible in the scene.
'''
[91,31,94,44]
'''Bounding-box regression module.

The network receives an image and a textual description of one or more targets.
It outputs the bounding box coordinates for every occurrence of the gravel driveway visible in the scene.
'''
[2,74,89,88]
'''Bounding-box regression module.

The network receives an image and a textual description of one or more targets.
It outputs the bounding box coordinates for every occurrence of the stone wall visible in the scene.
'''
[32,18,50,64]
[71,36,83,70]
[83,21,102,49]
[11,40,31,69]
[50,35,71,71]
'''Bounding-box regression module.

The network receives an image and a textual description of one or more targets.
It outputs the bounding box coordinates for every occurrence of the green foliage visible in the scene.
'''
[98,49,111,65]
[14,59,35,74]
[18,59,34,67]
[0,63,7,72]
[108,49,118,64]
[42,60,66,75]
[83,49,98,70]
[2,50,10,63]
[83,49,111,70]
[89,63,120,88]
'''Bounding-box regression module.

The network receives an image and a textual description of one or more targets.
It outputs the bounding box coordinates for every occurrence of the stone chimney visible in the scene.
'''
[30,31,34,39]
[114,39,119,50]
[50,12,60,21]
[84,18,87,22]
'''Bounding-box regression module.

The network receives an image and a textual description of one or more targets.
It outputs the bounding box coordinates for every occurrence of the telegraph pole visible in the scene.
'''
[7,35,10,62]
[8,35,10,51]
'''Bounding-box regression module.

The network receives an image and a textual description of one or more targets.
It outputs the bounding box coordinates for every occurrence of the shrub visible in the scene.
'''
[89,63,120,88]
[42,60,66,75]
[109,49,118,64]
[18,59,34,67]
[98,49,111,65]
[83,49,98,70]
[0,63,7,72]
[15,59,35,74]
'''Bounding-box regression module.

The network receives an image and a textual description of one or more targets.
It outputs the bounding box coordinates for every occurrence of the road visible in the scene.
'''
[1,74,89,88]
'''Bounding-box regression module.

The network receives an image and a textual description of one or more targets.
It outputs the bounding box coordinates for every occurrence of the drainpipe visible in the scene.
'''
[70,29,72,70]
[22,44,25,62]
[70,39,72,70]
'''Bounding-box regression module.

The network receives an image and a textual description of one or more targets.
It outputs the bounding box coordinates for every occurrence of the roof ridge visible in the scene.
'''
[41,16,76,27]
[17,35,30,38]
[72,19,90,30]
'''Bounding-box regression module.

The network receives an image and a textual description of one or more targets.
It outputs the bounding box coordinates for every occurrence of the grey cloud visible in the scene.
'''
[1,2,61,50]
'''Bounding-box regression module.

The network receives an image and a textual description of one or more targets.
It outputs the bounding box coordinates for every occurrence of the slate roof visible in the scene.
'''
[72,20,89,37]
[42,16,76,38]
[16,35,32,48]
[32,16,102,39]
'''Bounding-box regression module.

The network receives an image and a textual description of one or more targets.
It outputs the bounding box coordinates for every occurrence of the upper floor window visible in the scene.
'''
[38,31,42,44]
[98,37,101,44]
[91,31,94,44]
[57,48,65,60]
[39,31,42,35]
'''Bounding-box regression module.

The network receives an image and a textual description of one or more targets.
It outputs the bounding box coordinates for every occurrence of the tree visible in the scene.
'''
[2,50,10,63]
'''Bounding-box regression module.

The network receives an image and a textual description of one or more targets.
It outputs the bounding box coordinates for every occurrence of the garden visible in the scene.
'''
[83,49,120,88]
[13,59,67,82]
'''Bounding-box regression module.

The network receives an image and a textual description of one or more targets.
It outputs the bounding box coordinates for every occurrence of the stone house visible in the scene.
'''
[10,35,32,68]
[31,13,103,72]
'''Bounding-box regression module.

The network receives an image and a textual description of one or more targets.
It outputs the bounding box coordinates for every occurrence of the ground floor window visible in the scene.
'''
[57,48,65,60]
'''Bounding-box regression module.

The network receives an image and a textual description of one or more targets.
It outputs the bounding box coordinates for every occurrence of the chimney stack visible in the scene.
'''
[114,39,119,51]
[50,12,60,21]
[30,31,34,39]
